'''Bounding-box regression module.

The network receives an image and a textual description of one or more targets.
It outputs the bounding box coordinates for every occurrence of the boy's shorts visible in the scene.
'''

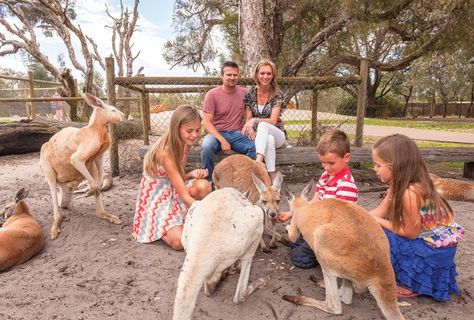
[289,237,319,269]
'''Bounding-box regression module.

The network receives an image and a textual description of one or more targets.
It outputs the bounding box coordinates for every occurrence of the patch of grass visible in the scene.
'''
[361,136,471,148]
[414,141,471,148]
[360,160,374,170]
[285,119,348,126]
[286,118,474,133]
[363,118,474,132]
[286,129,311,140]
[285,120,311,126]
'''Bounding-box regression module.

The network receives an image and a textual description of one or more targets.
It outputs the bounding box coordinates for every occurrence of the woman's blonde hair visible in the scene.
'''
[143,105,201,177]
[253,58,279,100]
[373,134,452,231]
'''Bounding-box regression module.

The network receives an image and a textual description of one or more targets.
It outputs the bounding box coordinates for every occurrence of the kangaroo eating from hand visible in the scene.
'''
[213,154,284,251]
[283,182,405,320]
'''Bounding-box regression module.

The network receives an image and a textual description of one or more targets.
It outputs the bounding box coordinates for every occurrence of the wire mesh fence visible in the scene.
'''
[0,75,68,120]
[108,73,363,174]
[0,59,366,175]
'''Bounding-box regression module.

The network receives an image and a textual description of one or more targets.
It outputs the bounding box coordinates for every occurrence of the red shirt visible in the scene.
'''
[315,166,358,203]
[203,86,247,131]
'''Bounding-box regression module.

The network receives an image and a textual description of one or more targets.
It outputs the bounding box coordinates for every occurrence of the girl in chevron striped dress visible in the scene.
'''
[132,105,212,250]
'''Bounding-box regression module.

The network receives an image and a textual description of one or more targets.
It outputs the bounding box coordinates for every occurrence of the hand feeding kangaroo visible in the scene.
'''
[39,93,125,239]
[172,188,268,320]
[282,182,405,320]
[429,173,474,202]
[212,154,284,251]
[0,188,45,272]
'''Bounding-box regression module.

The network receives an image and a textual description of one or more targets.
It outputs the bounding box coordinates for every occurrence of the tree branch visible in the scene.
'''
[283,12,351,76]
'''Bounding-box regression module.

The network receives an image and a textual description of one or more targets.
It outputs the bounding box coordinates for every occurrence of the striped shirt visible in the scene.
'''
[315,166,358,203]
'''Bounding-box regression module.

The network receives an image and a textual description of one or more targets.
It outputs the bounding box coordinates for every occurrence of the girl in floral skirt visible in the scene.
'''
[370,134,464,301]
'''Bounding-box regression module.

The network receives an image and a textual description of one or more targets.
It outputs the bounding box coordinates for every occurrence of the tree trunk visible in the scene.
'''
[239,0,271,76]
[467,83,474,118]
[402,86,413,118]
[403,97,409,118]
[429,96,435,118]
[366,88,377,118]
[59,68,80,122]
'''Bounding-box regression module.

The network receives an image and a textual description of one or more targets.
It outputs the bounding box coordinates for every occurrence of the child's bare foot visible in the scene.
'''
[396,286,420,298]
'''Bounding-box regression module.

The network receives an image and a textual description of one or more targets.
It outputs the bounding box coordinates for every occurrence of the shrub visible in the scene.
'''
[378,95,404,117]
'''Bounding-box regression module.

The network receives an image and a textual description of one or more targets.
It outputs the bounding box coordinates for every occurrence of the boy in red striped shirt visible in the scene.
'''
[278,129,358,268]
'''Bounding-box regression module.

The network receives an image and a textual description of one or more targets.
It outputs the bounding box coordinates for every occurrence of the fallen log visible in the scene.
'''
[0,118,143,156]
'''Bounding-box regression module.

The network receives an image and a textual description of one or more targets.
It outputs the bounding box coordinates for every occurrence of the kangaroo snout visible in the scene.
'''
[267,209,278,219]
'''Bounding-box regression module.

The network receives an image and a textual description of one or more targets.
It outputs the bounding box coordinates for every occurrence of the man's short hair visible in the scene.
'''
[316,129,351,157]
[221,61,239,75]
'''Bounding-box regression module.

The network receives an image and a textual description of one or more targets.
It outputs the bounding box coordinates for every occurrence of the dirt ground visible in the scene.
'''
[0,152,473,320]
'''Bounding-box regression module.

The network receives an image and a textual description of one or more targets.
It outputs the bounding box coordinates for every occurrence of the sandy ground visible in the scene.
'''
[0,152,473,320]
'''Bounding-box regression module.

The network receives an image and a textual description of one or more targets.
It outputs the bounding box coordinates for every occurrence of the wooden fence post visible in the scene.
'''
[464,162,474,179]
[27,71,36,119]
[106,57,120,176]
[355,59,368,147]
[23,88,30,119]
[311,89,318,142]
[140,91,150,145]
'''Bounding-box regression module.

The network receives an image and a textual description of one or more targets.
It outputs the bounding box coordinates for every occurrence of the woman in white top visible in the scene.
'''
[242,59,286,181]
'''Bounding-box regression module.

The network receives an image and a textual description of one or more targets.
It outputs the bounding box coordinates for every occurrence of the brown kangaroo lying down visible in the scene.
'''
[0,188,45,272]
[283,182,405,320]
[429,173,474,202]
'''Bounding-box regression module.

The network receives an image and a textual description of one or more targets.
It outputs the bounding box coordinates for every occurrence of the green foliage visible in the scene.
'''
[336,96,357,116]
[377,95,404,117]
[20,54,56,87]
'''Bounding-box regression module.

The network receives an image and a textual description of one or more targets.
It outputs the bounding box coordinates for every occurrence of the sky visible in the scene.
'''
[1,0,215,79]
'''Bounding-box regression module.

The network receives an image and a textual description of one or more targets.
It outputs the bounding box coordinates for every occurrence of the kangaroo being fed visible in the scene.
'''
[283,182,405,320]
[212,154,284,251]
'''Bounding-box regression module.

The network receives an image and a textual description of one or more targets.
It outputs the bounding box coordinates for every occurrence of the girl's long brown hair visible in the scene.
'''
[373,134,452,231]
[143,105,201,177]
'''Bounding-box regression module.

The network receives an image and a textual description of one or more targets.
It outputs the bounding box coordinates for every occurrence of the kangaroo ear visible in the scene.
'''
[301,179,314,200]
[15,187,28,202]
[1,202,16,220]
[81,92,105,109]
[288,191,295,204]
[272,172,283,193]
[242,189,251,199]
[251,173,267,194]
[281,183,289,195]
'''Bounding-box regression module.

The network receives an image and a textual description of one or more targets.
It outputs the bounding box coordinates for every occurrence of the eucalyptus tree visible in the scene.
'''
[0,0,141,121]
[164,0,471,114]
[0,0,101,120]
[427,51,471,117]
[105,0,141,118]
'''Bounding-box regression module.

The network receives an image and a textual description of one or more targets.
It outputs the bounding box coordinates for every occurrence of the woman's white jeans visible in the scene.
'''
[255,121,286,172]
